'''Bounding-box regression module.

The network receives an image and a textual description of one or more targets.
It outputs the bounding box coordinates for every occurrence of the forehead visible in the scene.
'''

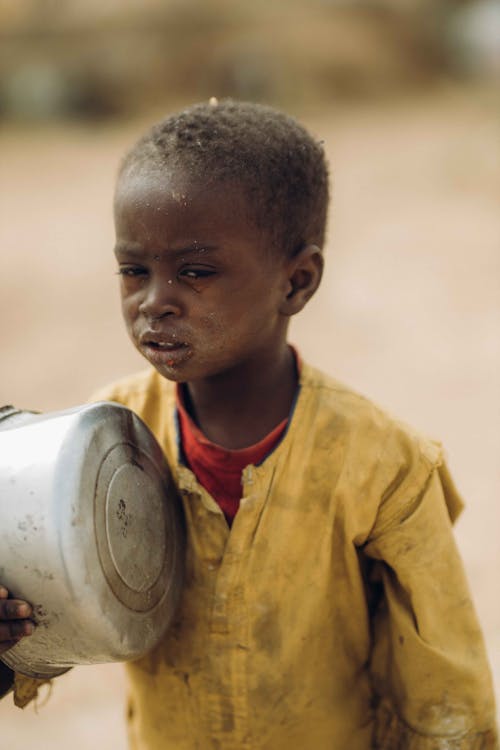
[114,166,260,245]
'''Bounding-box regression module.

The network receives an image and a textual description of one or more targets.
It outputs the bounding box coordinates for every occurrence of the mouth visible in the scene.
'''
[138,333,191,367]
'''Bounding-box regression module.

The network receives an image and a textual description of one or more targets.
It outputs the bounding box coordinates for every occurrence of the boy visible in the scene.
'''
[0,100,497,748]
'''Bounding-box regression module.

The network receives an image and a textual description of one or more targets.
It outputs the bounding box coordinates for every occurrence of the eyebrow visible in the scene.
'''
[114,243,220,259]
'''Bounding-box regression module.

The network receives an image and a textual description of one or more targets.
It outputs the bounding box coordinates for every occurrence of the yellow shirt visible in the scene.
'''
[88,362,497,749]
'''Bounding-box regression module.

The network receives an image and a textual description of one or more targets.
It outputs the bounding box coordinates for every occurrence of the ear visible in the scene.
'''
[279,244,324,316]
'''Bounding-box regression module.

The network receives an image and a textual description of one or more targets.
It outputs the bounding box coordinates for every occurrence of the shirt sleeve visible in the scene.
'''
[0,660,51,709]
[364,453,498,749]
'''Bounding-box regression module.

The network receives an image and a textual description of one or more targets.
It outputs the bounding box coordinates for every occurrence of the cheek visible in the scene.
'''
[198,303,249,339]
[196,311,233,355]
[120,294,139,330]
[198,305,271,350]
[199,309,225,334]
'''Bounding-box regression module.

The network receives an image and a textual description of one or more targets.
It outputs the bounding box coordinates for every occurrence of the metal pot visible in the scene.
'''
[0,402,184,679]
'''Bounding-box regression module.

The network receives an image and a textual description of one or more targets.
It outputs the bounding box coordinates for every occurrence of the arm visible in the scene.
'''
[0,661,14,700]
[364,456,498,748]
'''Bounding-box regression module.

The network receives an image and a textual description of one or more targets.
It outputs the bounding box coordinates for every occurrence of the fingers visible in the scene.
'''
[0,618,34,638]
[0,623,35,655]
[0,587,35,653]
[0,595,32,621]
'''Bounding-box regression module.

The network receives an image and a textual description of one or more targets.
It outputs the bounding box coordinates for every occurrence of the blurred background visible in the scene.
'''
[0,0,499,746]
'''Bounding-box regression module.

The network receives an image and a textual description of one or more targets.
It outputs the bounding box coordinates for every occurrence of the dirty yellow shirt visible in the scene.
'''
[89,362,497,749]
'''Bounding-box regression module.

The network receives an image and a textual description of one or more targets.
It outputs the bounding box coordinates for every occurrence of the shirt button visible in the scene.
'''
[205,559,221,570]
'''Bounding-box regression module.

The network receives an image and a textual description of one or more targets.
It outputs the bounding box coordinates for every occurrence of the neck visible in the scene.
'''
[183,344,298,449]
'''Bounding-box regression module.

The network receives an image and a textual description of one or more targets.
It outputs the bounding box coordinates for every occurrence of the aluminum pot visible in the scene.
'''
[0,402,185,679]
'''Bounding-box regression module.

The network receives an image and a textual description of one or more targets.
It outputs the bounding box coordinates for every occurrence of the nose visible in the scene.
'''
[138,277,182,320]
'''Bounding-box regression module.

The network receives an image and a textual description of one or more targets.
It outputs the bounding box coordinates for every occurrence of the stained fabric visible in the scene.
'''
[13,362,497,749]
[88,362,498,749]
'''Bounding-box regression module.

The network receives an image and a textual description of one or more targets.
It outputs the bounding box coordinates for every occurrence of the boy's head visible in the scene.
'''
[114,100,329,384]
[117,99,329,258]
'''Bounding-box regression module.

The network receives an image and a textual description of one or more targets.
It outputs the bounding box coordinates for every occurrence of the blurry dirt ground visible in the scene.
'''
[0,85,499,746]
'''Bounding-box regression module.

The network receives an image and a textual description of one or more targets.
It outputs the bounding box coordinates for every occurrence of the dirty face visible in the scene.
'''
[113,168,292,384]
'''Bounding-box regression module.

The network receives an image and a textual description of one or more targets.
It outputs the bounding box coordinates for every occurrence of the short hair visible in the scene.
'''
[118,100,329,257]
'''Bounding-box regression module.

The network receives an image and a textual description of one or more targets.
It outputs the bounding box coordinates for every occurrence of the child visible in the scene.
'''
[0,100,497,748]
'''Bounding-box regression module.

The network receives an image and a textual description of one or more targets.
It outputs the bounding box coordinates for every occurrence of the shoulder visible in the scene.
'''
[88,368,180,480]
[299,361,439,462]
[296,362,461,521]
[302,365,454,491]
[88,368,176,425]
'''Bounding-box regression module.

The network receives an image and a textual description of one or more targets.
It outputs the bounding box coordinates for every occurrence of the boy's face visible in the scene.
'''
[113,167,294,384]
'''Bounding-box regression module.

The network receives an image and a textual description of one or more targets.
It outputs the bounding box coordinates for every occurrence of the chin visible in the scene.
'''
[155,366,188,383]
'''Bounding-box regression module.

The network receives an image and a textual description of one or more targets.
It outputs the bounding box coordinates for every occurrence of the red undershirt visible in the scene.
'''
[176,392,288,525]
[176,353,299,526]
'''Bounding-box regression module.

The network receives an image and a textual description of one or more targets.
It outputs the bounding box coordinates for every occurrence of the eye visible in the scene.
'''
[116,265,148,278]
[178,266,216,280]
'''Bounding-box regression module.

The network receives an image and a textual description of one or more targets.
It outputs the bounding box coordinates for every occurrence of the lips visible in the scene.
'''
[138,331,191,367]
[145,340,183,351]
[139,330,186,348]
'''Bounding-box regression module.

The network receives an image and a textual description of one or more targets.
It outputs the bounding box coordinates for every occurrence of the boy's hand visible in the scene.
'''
[0,586,34,654]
